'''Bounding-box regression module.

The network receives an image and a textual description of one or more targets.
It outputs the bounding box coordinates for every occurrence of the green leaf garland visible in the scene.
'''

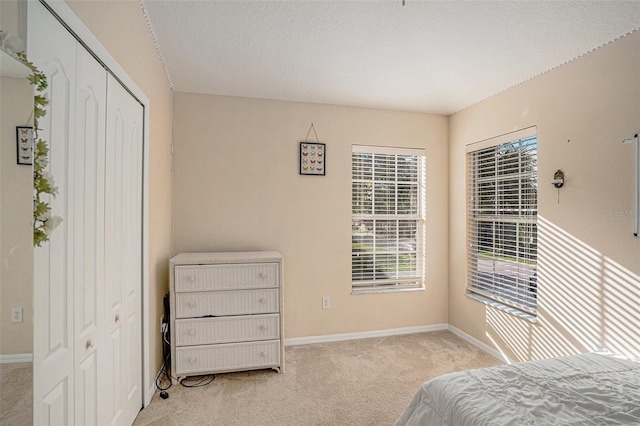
[16,51,61,247]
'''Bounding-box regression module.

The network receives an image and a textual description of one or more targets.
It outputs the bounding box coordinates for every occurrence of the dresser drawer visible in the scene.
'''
[175,288,279,318]
[174,314,280,346]
[175,340,280,376]
[175,263,279,292]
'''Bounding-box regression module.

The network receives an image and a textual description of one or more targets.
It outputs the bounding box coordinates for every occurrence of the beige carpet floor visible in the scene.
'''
[0,362,32,426]
[133,331,501,426]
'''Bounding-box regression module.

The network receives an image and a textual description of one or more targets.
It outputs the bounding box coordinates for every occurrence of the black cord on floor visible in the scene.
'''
[155,318,215,399]
[155,323,173,396]
[179,374,215,387]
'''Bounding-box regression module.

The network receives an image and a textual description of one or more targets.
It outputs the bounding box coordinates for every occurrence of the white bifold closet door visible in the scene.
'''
[102,73,144,426]
[29,1,143,425]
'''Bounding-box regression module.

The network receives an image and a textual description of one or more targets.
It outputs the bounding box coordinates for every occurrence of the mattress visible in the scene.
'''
[395,353,640,425]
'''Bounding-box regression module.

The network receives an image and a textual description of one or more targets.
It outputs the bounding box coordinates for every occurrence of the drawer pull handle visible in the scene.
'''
[86,339,94,350]
[187,275,196,283]
[188,302,196,308]
[115,314,120,323]
[189,357,197,363]
[259,272,267,279]
[188,329,196,336]
[260,325,268,330]
[259,297,266,304]
[261,351,268,357]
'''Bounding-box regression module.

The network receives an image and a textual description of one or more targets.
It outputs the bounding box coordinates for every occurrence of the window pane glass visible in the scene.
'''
[352,152,372,180]
[352,219,373,245]
[375,253,398,279]
[397,183,418,214]
[352,147,426,292]
[398,252,417,277]
[373,182,396,215]
[374,154,396,182]
[467,135,537,313]
[398,221,417,252]
[397,155,418,182]
[351,251,374,281]
[352,219,374,280]
[352,181,372,215]
[477,222,494,256]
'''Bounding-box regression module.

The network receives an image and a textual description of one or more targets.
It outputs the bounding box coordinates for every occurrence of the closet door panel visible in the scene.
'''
[105,74,144,426]
[72,43,107,426]
[104,84,125,426]
[105,109,124,320]
[123,97,143,425]
[104,326,124,424]
[76,352,98,425]
[28,2,77,424]
[124,81,144,426]
[41,379,70,424]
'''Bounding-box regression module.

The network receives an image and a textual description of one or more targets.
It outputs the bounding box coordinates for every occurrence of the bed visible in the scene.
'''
[395,353,640,425]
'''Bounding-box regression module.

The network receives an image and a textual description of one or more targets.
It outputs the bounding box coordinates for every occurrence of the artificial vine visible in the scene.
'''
[15,51,61,247]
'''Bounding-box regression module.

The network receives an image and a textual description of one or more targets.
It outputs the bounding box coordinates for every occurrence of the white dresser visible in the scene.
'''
[169,252,284,381]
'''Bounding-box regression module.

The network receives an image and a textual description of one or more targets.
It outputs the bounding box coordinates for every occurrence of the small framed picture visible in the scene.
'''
[16,126,34,165]
[299,142,326,176]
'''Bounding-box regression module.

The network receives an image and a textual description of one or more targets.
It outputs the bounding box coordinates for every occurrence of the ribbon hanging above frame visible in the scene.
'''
[299,122,326,176]
[304,122,320,143]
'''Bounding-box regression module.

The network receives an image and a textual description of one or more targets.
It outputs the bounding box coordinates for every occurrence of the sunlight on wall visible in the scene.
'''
[486,216,640,361]
[602,257,640,357]
[532,308,583,360]
[486,308,532,362]
[536,216,603,353]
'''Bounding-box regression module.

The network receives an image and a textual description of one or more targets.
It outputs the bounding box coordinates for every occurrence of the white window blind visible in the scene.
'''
[352,145,426,293]
[466,130,538,314]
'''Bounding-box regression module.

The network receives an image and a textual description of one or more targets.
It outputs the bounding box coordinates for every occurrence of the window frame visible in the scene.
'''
[465,127,538,315]
[351,145,426,294]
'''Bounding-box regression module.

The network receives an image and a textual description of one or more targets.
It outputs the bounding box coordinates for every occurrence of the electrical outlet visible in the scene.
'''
[322,296,330,310]
[12,308,23,323]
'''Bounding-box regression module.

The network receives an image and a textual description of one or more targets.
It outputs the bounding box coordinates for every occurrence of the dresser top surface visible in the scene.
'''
[171,251,283,266]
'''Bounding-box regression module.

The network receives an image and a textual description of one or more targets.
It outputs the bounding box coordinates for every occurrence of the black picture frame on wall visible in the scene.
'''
[16,126,34,165]
[299,142,326,176]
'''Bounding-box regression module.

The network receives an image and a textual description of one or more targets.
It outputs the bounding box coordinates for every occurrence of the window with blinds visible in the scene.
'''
[352,145,426,293]
[466,128,538,314]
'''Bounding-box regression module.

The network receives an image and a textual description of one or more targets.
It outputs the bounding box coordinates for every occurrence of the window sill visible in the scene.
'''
[352,287,425,295]
[466,292,537,324]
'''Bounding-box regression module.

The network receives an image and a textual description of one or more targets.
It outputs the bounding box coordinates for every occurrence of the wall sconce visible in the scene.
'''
[551,169,564,188]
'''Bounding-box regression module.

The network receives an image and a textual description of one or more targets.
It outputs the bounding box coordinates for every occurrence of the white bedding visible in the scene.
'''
[395,353,640,425]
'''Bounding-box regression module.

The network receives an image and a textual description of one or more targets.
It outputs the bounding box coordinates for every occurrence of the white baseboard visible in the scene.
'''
[284,324,448,347]
[0,353,33,364]
[447,325,513,364]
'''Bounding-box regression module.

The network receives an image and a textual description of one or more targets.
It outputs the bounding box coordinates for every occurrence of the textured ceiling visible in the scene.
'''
[141,1,640,115]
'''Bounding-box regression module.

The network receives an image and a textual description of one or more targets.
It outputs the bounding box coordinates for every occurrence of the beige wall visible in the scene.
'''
[6,0,636,385]
[449,31,640,361]
[66,0,173,388]
[172,93,449,338]
[0,75,33,356]
[0,0,20,37]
